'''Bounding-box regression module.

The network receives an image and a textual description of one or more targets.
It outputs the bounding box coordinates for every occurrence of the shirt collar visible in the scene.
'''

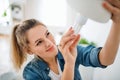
[57,49,64,60]
[34,55,49,71]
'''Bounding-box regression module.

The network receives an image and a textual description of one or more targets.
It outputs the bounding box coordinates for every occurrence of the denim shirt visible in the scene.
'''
[23,45,106,80]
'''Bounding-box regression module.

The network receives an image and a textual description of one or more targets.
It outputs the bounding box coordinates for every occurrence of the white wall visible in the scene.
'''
[24,0,43,20]
[24,0,67,27]
[80,19,112,46]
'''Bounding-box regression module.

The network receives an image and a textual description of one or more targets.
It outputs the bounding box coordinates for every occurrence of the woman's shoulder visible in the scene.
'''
[23,57,49,72]
[23,58,50,79]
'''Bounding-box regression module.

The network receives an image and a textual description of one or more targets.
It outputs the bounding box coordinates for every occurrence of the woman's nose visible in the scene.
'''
[45,39,51,47]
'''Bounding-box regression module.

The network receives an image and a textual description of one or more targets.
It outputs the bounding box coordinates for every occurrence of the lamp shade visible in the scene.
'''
[67,0,111,23]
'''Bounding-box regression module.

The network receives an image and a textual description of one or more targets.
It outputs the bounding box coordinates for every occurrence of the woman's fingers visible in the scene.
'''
[60,27,75,48]
[70,34,80,49]
[103,1,120,23]
[58,36,75,55]
[60,35,76,48]
[59,27,80,53]
[64,38,75,51]
[106,0,120,8]
[63,27,74,37]
[103,1,119,14]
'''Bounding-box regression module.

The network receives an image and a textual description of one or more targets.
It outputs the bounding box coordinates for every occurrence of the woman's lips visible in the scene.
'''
[46,46,54,52]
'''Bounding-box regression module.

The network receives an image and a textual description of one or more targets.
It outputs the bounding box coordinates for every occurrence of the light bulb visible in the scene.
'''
[73,14,87,34]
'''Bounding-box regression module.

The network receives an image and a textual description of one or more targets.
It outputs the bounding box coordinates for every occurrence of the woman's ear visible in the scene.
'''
[23,47,33,55]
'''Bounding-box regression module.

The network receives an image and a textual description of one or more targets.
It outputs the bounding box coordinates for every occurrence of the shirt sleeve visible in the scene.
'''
[76,45,106,68]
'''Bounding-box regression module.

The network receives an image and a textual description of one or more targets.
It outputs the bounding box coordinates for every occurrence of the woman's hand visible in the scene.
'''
[103,0,120,24]
[58,27,80,65]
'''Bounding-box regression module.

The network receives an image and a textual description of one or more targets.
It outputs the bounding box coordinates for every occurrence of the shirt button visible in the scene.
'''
[47,68,50,70]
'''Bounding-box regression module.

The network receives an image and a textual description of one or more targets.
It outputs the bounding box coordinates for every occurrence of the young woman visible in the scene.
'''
[11,1,120,80]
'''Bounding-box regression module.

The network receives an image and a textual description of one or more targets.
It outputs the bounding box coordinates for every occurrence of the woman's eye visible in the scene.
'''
[47,32,50,36]
[36,41,42,46]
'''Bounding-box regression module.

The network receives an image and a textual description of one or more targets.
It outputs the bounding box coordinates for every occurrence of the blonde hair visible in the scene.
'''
[10,19,46,70]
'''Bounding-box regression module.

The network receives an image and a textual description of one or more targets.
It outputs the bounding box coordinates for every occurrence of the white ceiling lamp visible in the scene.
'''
[67,0,111,34]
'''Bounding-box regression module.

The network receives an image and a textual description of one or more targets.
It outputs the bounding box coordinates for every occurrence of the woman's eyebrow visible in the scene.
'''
[34,30,48,44]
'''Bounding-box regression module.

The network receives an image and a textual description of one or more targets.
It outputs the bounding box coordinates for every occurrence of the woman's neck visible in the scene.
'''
[36,55,59,74]
[47,57,57,66]
[48,57,59,74]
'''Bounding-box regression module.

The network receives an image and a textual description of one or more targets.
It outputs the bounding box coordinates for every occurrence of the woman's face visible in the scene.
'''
[26,25,58,59]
